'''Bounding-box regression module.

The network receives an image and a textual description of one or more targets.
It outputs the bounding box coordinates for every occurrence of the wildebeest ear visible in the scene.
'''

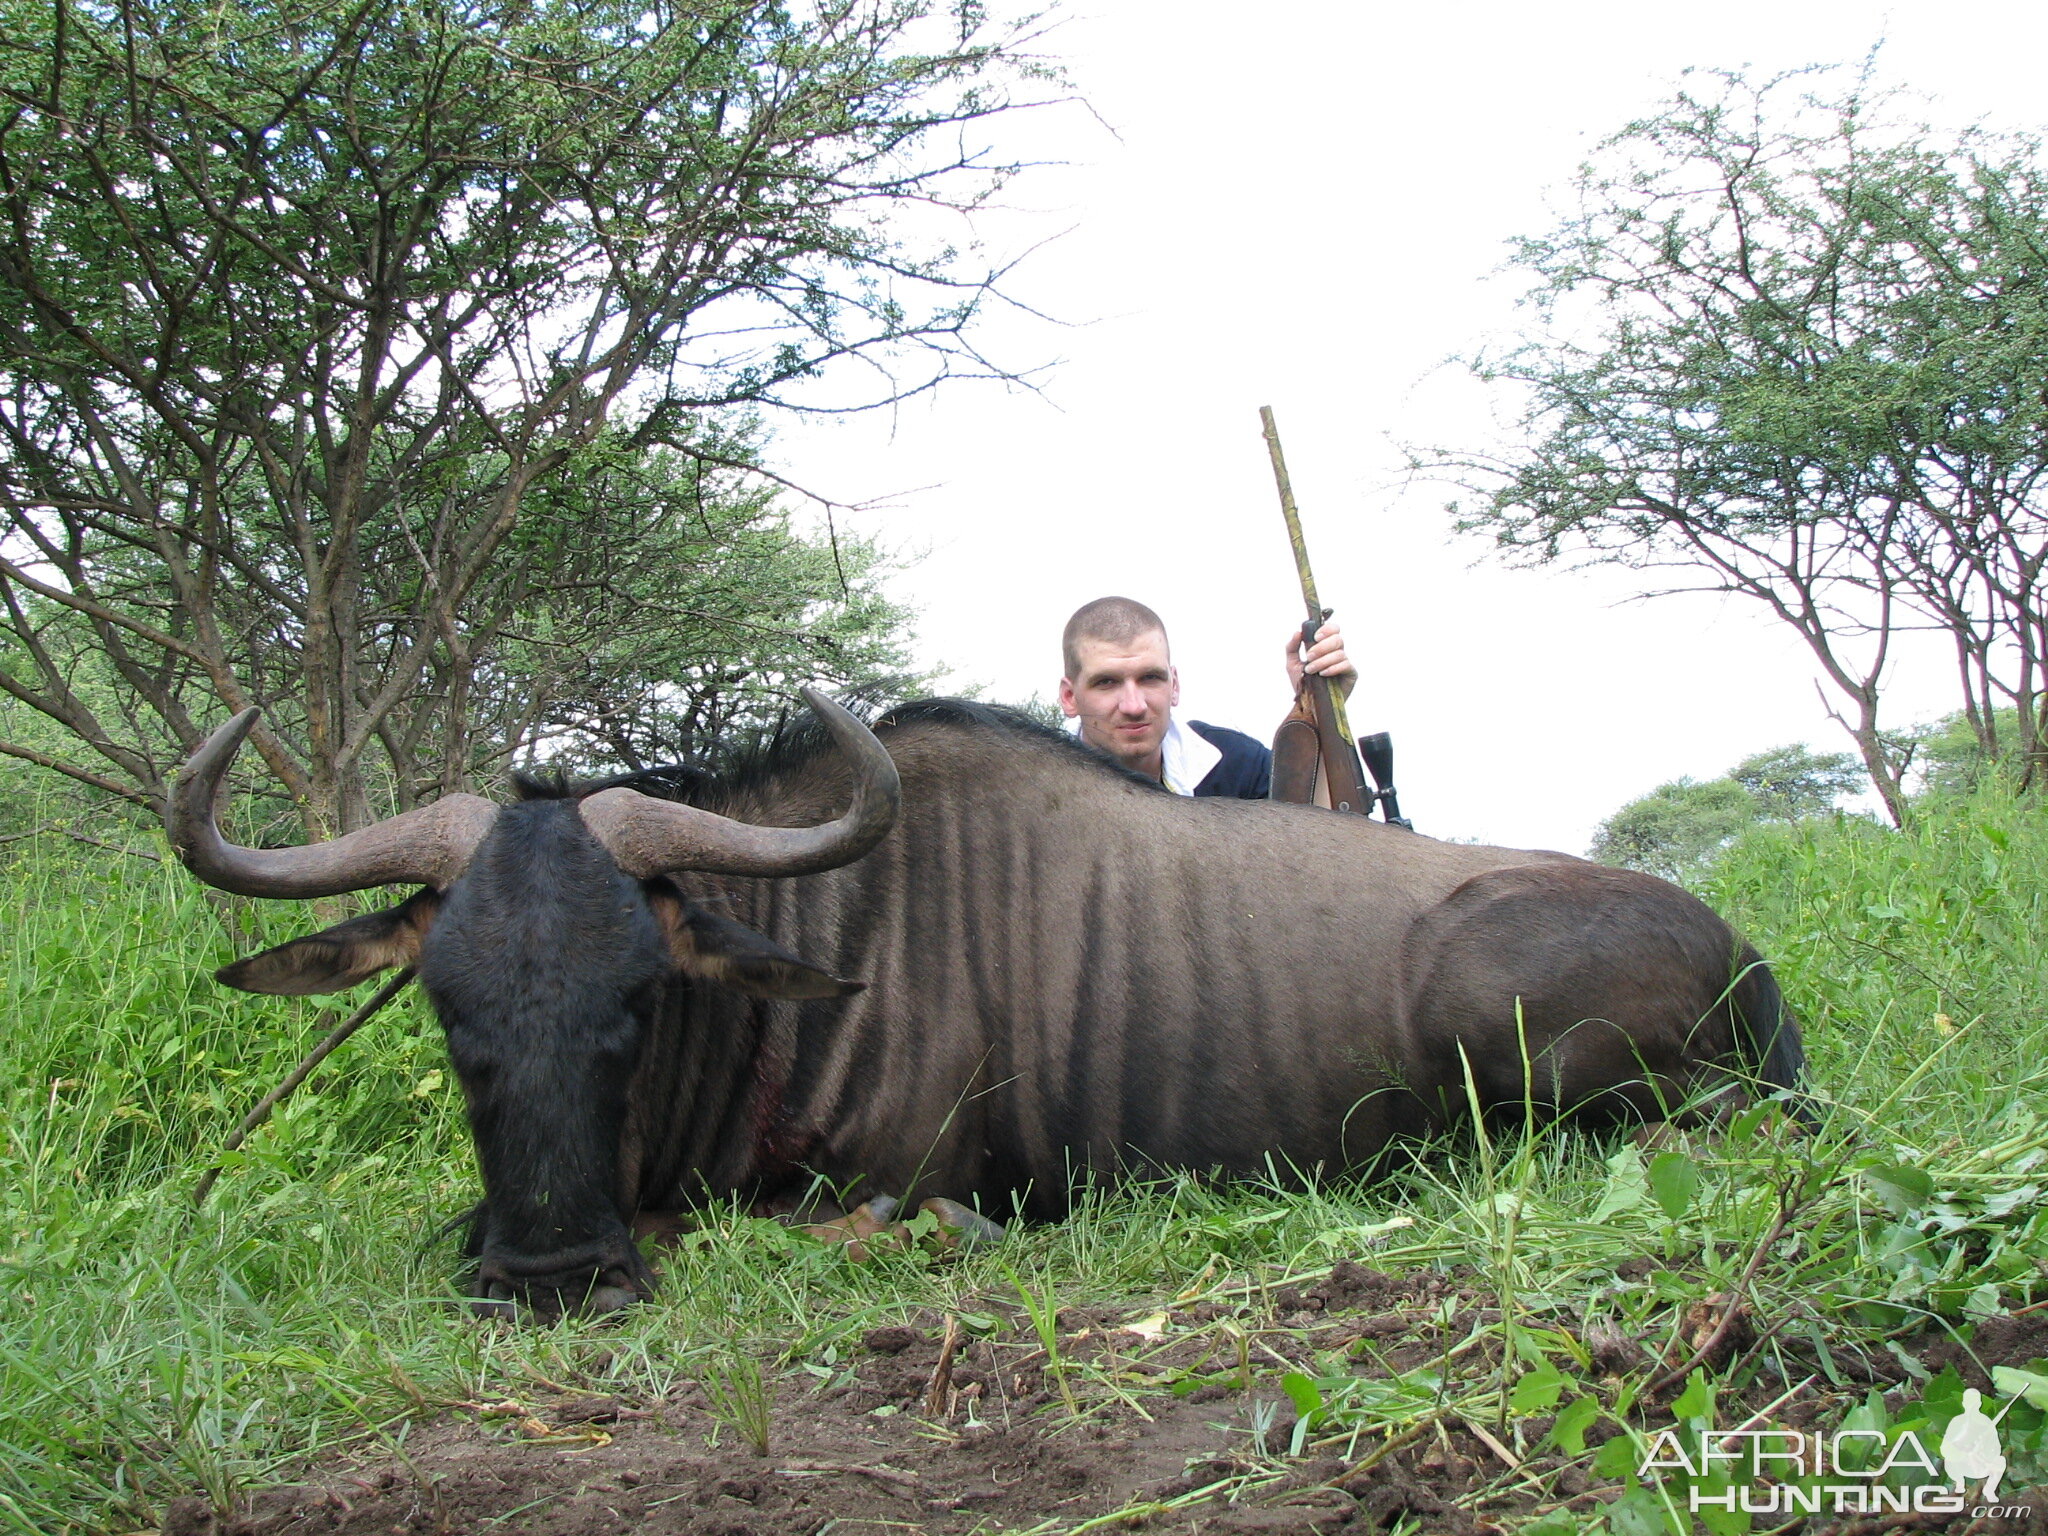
[649,889,862,1001]
[216,889,442,996]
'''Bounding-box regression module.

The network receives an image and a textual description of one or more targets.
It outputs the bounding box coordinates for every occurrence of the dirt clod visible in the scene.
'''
[1310,1262,1398,1312]
[1925,1313,2048,1388]
[861,1324,921,1354]
[1584,1318,1644,1376]
[1673,1290,1751,1370]
[1358,1473,1454,1529]
[549,1393,620,1423]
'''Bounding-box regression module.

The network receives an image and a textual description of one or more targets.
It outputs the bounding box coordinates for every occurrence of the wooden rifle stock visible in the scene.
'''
[1272,616,1374,813]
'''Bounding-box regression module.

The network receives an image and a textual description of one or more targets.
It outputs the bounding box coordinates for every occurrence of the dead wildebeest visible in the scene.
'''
[169,693,1804,1316]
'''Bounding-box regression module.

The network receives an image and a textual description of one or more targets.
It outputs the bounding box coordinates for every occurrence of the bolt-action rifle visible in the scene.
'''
[1259,406,1411,828]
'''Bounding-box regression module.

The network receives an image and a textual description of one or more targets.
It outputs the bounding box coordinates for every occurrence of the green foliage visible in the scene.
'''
[1911,706,2028,798]
[1702,778,2048,1039]
[1451,66,2048,818]
[1645,1151,1698,1223]
[0,848,478,1531]
[1004,1263,1081,1418]
[1728,744,1865,820]
[1589,776,1758,880]
[0,0,1040,832]
[479,436,928,775]
[701,1351,773,1457]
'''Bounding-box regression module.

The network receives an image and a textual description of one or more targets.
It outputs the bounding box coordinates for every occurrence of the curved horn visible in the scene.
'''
[577,687,900,879]
[168,709,500,898]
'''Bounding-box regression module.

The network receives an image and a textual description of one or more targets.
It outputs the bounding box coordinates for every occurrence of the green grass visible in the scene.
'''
[1,787,2046,1533]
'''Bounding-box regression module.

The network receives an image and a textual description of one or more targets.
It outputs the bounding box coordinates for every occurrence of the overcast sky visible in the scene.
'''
[771,0,2048,854]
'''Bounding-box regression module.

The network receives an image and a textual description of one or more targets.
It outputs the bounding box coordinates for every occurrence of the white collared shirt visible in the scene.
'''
[1065,714,1220,796]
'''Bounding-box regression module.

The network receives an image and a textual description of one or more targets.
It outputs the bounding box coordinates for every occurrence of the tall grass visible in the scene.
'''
[0,851,476,1531]
[0,783,2044,1532]
[1703,784,2048,1145]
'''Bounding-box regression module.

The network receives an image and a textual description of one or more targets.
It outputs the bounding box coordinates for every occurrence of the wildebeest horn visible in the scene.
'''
[168,709,500,898]
[577,687,900,879]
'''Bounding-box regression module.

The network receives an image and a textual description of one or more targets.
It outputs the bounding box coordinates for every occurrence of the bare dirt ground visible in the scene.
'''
[155,1265,2048,1536]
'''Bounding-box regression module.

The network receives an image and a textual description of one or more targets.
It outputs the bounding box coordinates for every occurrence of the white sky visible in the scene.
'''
[770,0,2048,854]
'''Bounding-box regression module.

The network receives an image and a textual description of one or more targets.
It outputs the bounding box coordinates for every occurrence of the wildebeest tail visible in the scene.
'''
[1730,947,1814,1125]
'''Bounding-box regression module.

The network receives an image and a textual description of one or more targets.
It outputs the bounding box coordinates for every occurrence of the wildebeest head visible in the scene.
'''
[168,690,899,1318]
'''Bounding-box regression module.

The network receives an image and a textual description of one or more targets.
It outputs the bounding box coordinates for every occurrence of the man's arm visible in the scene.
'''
[1284,619,1356,700]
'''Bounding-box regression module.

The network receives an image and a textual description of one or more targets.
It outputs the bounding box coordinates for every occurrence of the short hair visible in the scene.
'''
[1062,596,1168,680]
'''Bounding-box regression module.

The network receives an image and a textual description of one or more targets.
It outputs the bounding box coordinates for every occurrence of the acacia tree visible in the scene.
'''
[1448,69,2048,824]
[1590,743,1864,881]
[0,434,919,845]
[0,0,1039,835]
[476,435,924,780]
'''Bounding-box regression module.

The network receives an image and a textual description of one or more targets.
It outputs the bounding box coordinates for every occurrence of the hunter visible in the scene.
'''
[1057,595,1354,798]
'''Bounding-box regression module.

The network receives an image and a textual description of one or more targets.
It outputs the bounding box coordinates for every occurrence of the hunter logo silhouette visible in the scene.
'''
[1941,1388,2009,1501]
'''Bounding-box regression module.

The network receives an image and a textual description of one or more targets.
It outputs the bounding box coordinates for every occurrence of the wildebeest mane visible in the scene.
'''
[509,767,575,801]
[564,697,1159,810]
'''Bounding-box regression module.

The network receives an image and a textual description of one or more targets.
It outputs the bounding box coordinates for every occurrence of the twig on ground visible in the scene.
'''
[1646,1183,1796,1396]
[926,1314,963,1417]
[775,1462,921,1498]
[191,969,416,1208]
[1325,1419,1435,1487]
[1461,1417,1522,1471]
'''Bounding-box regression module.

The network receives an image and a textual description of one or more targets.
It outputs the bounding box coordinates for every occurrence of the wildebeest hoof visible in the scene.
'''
[469,1281,521,1323]
[918,1198,1005,1246]
[799,1196,1005,1260]
[586,1284,639,1314]
[799,1200,902,1261]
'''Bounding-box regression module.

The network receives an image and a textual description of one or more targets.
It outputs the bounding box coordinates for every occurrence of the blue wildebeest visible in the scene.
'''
[170,694,1803,1314]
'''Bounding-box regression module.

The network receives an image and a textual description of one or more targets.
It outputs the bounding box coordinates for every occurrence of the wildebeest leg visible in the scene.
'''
[1399,864,1794,1130]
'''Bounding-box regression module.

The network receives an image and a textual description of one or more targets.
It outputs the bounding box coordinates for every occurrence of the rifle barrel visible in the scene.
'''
[1259,405,1357,749]
[1260,405,1322,621]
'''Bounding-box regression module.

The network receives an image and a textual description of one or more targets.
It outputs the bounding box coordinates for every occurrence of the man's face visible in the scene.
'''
[1059,629,1178,774]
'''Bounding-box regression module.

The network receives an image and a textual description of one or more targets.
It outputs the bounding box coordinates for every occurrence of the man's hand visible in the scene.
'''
[1285,620,1356,700]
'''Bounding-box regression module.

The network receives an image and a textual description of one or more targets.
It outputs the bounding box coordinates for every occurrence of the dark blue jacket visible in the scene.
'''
[1189,721,1271,799]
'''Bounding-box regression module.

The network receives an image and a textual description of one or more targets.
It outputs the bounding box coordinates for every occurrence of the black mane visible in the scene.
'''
[565,696,1151,808]
[510,767,575,802]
